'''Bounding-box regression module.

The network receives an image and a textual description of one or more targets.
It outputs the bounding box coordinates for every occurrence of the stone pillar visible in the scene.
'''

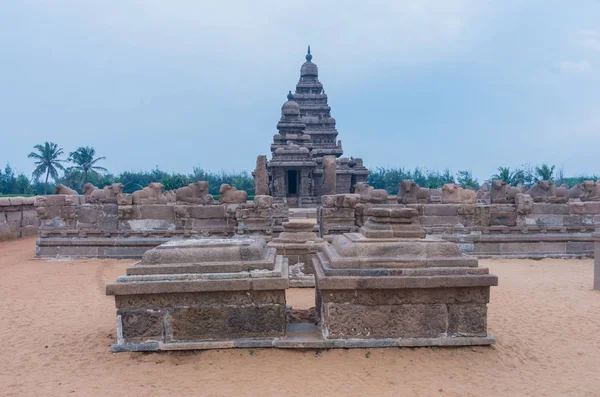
[594,231,600,291]
[322,156,337,195]
[253,155,269,196]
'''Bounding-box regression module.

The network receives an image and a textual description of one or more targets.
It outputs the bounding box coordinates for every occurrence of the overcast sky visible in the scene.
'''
[1,1,599,181]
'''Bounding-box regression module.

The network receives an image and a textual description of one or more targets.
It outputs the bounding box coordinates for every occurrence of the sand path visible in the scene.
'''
[1,237,599,396]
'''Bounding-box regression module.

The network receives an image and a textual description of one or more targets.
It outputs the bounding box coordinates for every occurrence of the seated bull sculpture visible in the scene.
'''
[86,183,123,203]
[219,184,248,204]
[54,184,78,196]
[175,181,213,205]
[132,182,168,205]
[83,183,99,196]
[397,180,430,204]
[488,180,521,204]
[354,182,389,204]
[582,180,600,201]
[526,180,557,203]
[441,184,477,204]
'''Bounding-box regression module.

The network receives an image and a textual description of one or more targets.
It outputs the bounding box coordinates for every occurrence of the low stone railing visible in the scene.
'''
[34,194,288,258]
[320,194,600,258]
[0,197,39,241]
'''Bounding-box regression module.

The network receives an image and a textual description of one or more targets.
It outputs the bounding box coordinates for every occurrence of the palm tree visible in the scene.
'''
[68,146,107,184]
[491,167,525,186]
[535,164,555,182]
[28,142,66,194]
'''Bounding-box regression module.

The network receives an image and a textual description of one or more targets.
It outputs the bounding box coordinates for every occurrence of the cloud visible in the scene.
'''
[557,60,592,74]
[575,30,600,51]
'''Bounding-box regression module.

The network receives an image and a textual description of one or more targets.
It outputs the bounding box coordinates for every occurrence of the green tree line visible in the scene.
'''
[0,141,598,196]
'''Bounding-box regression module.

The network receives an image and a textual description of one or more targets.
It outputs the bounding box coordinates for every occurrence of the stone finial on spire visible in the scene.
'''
[306,45,312,62]
[287,90,294,101]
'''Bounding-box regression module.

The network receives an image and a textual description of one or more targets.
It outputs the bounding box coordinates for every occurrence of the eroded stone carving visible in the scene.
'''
[83,183,99,196]
[355,182,389,203]
[515,193,534,215]
[526,181,557,203]
[322,155,337,195]
[54,184,78,195]
[131,183,167,205]
[397,180,430,204]
[253,155,269,196]
[219,184,248,204]
[175,181,214,205]
[582,180,600,202]
[442,184,477,204]
[488,180,521,204]
[87,183,123,203]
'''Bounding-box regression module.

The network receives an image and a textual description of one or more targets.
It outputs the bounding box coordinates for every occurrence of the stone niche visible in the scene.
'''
[313,207,498,346]
[267,221,326,287]
[106,238,288,351]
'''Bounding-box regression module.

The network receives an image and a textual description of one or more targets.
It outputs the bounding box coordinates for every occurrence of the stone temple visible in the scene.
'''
[264,47,369,207]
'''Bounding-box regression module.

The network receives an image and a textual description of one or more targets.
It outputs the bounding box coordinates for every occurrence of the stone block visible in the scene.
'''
[566,241,594,255]
[42,195,66,206]
[20,225,38,237]
[60,206,77,220]
[489,212,516,227]
[118,205,140,220]
[21,210,38,226]
[102,203,119,216]
[169,304,286,341]
[58,246,100,257]
[531,203,570,215]
[140,205,175,221]
[525,214,564,226]
[118,309,164,342]
[0,198,11,206]
[419,216,460,226]
[127,219,176,231]
[77,205,98,224]
[188,205,226,219]
[447,304,487,337]
[322,303,448,339]
[191,218,231,231]
[97,214,118,230]
[423,204,459,217]
[5,211,22,223]
[8,197,24,205]
[563,215,593,226]
[583,202,600,214]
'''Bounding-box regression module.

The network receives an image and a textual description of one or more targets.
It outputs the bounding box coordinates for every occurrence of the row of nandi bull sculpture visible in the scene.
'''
[387,179,600,205]
[53,181,248,204]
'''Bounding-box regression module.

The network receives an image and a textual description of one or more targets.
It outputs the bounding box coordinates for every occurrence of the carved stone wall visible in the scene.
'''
[35,193,278,258]
[0,197,39,241]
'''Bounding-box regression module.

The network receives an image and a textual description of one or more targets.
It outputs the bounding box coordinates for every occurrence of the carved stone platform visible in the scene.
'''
[313,207,498,344]
[106,238,289,351]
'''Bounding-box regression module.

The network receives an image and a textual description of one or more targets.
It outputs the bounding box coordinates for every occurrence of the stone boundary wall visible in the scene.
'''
[0,197,39,241]
[321,196,600,258]
[35,195,288,258]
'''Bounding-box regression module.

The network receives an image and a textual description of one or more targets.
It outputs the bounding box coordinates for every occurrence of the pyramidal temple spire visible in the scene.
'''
[306,45,312,62]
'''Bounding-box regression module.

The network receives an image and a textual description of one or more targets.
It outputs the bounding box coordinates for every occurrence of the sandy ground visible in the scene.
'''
[1,238,599,397]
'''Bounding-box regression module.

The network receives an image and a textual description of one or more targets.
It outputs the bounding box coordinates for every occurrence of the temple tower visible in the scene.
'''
[261,47,369,207]
[293,46,343,159]
[267,92,317,207]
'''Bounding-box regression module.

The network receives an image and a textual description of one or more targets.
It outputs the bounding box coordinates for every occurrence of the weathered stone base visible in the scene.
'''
[443,233,596,258]
[317,288,490,339]
[111,322,494,352]
[113,290,287,344]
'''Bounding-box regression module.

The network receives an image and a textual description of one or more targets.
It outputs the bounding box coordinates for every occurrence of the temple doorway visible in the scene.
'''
[287,170,298,195]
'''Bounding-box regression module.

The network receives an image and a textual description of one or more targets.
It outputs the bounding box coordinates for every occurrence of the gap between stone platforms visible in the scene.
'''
[111,322,495,352]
